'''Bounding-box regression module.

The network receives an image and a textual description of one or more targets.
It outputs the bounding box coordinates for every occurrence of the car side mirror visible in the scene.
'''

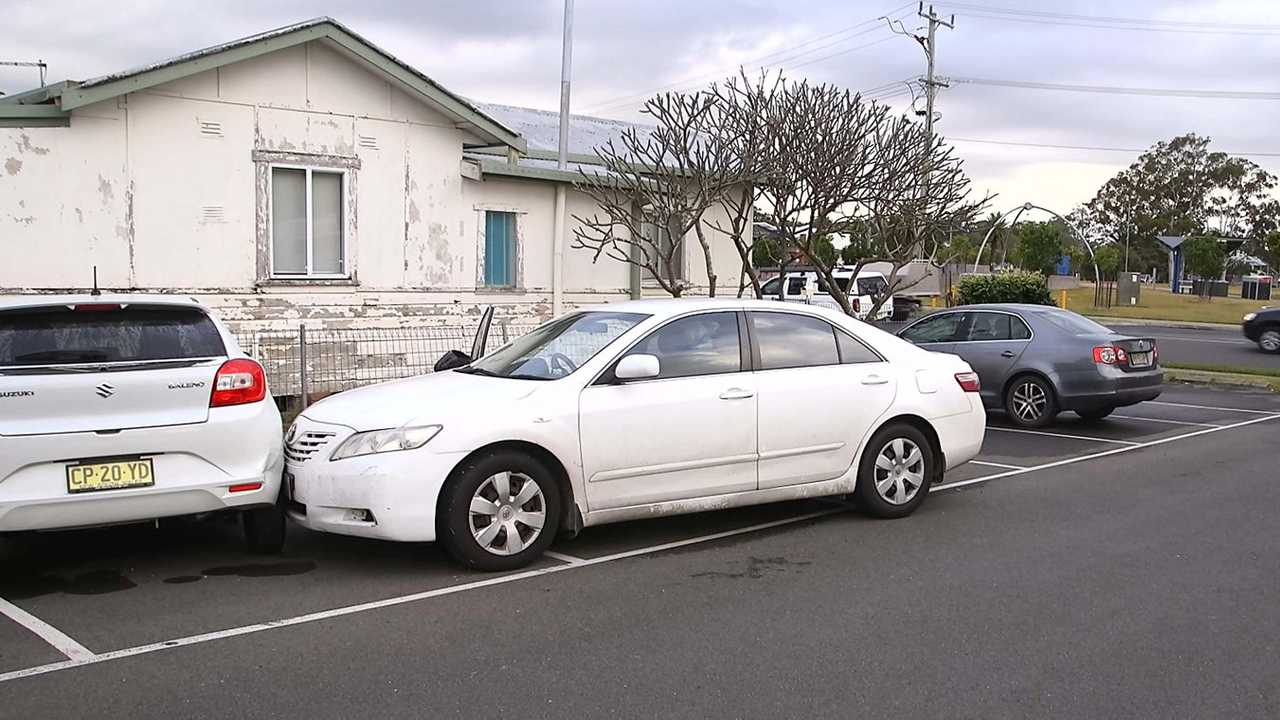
[614,354,660,381]
[434,350,472,372]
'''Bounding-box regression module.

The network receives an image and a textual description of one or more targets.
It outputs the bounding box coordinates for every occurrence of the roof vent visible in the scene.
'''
[199,120,223,137]
[358,134,378,150]
[200,205,225,223]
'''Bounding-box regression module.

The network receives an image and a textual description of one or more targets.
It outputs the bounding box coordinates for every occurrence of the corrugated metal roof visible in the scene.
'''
[474,102,652,155]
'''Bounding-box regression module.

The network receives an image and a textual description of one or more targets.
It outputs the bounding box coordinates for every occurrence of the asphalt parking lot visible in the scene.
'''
[2,383,1279,718]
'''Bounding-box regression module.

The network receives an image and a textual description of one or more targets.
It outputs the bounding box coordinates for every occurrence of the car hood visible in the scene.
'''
[300,370,544,431]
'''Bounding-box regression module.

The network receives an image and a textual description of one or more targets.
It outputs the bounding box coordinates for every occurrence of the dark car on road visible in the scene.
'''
[897,304,1163,427]
[1242,306,1280,353]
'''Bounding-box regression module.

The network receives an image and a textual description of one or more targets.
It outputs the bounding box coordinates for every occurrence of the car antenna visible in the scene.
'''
[90,265,101,296]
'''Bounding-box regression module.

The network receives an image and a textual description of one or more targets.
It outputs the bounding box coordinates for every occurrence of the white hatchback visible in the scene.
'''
[286,299,985,571]
[0,294,285,552]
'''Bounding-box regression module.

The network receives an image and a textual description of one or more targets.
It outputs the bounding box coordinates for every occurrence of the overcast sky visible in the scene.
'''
[5,0,1280,214]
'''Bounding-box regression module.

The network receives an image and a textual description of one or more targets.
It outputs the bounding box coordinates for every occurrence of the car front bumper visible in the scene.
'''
[284,418,467,542]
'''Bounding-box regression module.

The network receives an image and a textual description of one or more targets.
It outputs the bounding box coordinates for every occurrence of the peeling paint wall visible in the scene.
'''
[0,37,744,338]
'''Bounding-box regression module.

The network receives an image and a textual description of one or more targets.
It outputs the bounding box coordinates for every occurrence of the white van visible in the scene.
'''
[760,269,894,322]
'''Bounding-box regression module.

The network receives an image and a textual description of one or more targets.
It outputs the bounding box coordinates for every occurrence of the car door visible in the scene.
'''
[578,311,757,511]
[897,311,968,355]
[952,311,1032,407]
[748,311,897,490]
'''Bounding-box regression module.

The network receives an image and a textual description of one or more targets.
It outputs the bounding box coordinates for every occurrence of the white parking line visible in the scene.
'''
[1110,414,1219,428]
[968,460,1025,470]
[0,598,95,662]
[934,412,1280,493]
[987,426,1140,445]
[0,508,841,684]
[1148,400,1276,415]
[543,550,586,565]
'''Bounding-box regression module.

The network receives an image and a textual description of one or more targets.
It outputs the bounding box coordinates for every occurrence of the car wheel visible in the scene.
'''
[438,450,563,571]
[853,423,934,519]
[243,504,286,554]
[1076,407,1114,421]
[1005,375,1058,428]
[1259,329,1280,354]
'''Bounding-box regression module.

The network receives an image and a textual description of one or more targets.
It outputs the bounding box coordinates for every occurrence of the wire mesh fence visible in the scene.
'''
[235,320,543,399]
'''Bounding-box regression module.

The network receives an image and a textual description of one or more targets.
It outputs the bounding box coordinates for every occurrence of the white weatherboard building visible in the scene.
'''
[0,18,744,337]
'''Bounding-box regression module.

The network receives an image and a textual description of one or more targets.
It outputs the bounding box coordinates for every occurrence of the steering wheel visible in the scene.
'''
[547,352,577,377]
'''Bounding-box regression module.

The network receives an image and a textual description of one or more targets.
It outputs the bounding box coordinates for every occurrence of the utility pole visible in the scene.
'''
[916,3,954,146]
[551,0,574,316]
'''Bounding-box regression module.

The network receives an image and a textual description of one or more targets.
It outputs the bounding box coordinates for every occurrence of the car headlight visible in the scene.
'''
[1244,312,1257,322]
[329,425,442,461]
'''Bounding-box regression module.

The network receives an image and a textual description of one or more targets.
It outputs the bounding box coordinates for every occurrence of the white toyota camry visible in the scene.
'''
[0,294,285,552]
[285,299,985,570]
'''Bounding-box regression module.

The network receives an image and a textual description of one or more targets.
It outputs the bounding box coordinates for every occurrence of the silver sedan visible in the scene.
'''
[897,303,1163,427]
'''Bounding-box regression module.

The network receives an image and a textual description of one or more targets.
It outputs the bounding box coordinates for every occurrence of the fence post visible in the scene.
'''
[299,324,309,410]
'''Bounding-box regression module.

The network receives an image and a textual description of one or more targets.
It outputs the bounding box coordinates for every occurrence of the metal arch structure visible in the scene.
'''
[972,202,1100,284]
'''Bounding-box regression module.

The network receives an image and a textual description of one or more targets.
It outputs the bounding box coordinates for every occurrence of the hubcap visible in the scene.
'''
[1262,331,1280,351]
[873,438,925,505]
[1011,381,1047,422]
[467,471,546,556]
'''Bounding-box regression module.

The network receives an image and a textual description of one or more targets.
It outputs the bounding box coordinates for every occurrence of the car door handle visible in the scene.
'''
[1000,350,1016,358]
[719,388,755,400]
[861,375,889,385]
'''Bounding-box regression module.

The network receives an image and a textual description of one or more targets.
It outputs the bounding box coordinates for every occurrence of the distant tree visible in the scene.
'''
[1182,235,1226,300]
[1015,221,1066,275]
[1093,244,1122,280]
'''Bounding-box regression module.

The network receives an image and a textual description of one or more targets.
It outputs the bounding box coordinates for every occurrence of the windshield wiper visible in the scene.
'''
[455,367,551,381]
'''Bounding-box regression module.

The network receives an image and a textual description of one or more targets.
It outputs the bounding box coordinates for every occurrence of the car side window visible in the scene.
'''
[749,312,839,369]
[625,312,741,380]
[965,312,1012,342]
[786,277,807,295]
[1010,315,1032,340]
[900,312,964,344]
[761,277,782,296]
[836,330,882,364]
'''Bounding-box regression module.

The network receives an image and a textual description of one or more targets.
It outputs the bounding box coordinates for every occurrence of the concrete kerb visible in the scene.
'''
[1163,368,1278,392]
[1085,315,1241,331]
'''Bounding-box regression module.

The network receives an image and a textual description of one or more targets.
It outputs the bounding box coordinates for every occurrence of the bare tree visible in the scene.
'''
[572,90,740,297]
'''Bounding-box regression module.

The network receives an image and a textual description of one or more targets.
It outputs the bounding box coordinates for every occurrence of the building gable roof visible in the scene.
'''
[0,18,525,150]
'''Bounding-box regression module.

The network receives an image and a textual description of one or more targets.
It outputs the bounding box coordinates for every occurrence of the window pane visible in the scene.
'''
[786,277,806,295]
[485,211,515,287]
[1011,316,1032,340]
[901,313,964,343]
[750,312,839,369]
[0,305,225,365]
[271,168,306,274]
[837,331,881,364]
[761,277,782,296]
[311,172,343,274]
[966,312,1012,341]
[628,312,740,379]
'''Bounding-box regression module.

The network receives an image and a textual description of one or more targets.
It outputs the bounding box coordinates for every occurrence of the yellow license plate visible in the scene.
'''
[66,459,155,494]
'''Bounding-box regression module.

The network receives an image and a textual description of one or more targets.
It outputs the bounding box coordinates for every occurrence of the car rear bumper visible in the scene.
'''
[283,418,466,542]
[0,401,283,532]
[933,402,987,472]
[1057,369,1164,412]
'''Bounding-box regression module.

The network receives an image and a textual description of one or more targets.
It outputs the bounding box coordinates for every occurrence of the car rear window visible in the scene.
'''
[1039,309,1113,336]
[0,304,226,366]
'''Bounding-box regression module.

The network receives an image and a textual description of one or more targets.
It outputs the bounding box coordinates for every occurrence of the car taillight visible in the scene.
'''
[853,297,861,313]
[72,303,123,312]
[210,358,266,407]
[1093,346,1117,364]
[1152,343,1159,362]
[954,371,980,392]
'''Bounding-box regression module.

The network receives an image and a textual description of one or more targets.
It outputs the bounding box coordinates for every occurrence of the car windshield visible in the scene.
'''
[465,311,648,380]
[857,276,888,296]
[1039,309,1114,336]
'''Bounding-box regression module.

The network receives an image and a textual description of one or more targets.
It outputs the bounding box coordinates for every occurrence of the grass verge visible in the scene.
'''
[1063,286,1267,325]
[1162,362,1280,392]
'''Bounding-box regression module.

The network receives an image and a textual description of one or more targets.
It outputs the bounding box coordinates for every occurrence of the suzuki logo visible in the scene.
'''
[95,383,116,399]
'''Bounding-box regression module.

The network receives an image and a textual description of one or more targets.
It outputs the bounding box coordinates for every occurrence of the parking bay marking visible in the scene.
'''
[0,598,95,663]
[935,411,1280,494]
[1109,414,1219,428]
[1148,400,1277,415]
[0,508,841,685]
[543,550,586,564]
[968,460,1025,470]
[987,426,1140,446]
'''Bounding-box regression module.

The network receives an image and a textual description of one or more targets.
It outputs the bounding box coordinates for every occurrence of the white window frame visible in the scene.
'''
[268,164,349,279]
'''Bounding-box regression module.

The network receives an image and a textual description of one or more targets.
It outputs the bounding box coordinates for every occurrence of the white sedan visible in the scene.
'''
[0,294,285,551]
[285,299,985,570]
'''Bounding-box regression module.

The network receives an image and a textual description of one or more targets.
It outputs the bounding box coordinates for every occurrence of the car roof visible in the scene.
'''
[578,297,863,322]
[946,303,1065,314]
[0,293,206,311]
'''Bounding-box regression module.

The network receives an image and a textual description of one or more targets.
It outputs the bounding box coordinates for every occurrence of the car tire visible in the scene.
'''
[438,450,563,572]
[1076,407,1114,421]
[853,423,934,519]
[1004,374,1058,428]
[243,504,286,554]
[1259,329,1280,354]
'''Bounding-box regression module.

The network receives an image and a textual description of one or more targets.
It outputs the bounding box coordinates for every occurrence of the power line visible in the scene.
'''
[950,76,1280,101]
[582,2,914,114]
[935,2,1280,35]
[943,10,1280,37]
[948,136,1280,159]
